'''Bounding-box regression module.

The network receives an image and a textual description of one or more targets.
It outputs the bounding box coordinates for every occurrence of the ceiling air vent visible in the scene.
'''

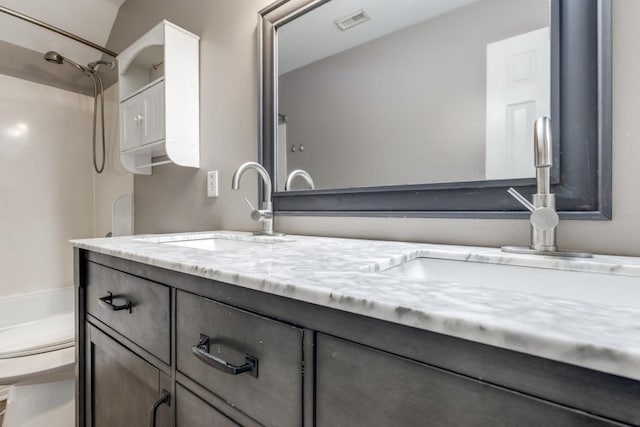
[335,9,370,31]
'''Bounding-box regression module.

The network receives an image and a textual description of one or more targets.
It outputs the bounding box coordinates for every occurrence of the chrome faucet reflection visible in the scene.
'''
[285,169,315,191]
[231,161,282,236]
[502,117,591,258]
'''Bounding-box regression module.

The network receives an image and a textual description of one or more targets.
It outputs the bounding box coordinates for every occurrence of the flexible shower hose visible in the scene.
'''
[86,71,106,174]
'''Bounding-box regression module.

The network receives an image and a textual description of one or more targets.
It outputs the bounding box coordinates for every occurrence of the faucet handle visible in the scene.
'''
[243,198,272,222]
[243,198,261,221]
[243,197,256,211]
[508,188,559,230]
[507,187,535,212]
[530,207,559,231]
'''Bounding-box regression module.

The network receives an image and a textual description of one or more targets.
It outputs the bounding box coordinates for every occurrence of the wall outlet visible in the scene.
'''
[207,171,219,197]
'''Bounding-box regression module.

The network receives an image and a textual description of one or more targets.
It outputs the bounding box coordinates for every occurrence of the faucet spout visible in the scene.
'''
[534,117,552,195]
[232,161,281,236]
[231,161,272,203]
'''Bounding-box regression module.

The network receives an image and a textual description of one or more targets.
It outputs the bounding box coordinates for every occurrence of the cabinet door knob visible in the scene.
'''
[192,334,259,378]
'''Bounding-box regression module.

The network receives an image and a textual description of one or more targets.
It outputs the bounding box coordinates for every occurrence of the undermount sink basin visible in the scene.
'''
[135,232,291,252]
[161,238,268,251]
[383,257,640,309]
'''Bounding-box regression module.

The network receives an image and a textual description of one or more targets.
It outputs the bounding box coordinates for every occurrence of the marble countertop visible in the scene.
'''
[72,231,640,381]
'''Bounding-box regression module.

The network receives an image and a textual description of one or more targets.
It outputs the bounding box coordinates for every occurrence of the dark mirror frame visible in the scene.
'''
[259,0,611,219]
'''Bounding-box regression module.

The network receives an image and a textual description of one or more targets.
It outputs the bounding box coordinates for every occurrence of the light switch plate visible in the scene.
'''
[207,171,218,197]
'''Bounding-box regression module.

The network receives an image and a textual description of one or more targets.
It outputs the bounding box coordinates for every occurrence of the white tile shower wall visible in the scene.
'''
[0,74,94,297]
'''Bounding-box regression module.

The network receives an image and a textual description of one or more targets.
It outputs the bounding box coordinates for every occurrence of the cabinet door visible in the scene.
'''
[86,324,171,427]
[175,384,239,427]
[141,80,165,145]
[120,96,141,151]
[316,334,622,427]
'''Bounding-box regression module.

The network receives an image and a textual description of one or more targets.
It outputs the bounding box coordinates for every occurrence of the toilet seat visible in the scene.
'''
[0,312,74,359]
[0,347,75,385]
[0,312,75,385]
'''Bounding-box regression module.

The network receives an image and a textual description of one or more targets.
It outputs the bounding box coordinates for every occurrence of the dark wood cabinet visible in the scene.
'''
[85,262,171,363]
[175,385,239,427]
[75,250,640,427]
[176,290,304,427]
[316,333,624,427]
[85,324,171,427]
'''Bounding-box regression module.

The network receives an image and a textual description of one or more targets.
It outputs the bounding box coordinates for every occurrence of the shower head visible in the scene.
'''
[44,51,63,64]
[43,51,89,72]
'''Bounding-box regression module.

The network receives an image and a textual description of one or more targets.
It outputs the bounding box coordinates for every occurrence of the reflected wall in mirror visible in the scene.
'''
[276,0,549,191]
[259,0,611,218]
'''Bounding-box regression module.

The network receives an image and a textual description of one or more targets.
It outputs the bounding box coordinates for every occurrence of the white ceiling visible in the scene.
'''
[0,0,125,65]
[278,0,478,75]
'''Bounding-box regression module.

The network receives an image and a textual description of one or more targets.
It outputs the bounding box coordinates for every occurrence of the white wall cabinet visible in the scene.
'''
[117,21,199,175]
[120,80,165,152]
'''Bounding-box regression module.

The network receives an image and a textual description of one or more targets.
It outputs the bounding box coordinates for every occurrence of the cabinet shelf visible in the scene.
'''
[121,140,170,174]
[136,160,172,169]
[117,20,199,175]
[121,76,165,103]
[121,139,164,155]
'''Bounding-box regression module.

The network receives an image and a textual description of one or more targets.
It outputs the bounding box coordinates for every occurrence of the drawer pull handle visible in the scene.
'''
[149,389,170,427]
[192,334,259,378]
[98,291,132,313]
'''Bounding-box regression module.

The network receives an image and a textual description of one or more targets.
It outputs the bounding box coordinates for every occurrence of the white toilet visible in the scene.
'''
[0,312,75,427]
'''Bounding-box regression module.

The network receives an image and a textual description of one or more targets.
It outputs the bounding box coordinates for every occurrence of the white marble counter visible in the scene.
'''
[72,231,640,381]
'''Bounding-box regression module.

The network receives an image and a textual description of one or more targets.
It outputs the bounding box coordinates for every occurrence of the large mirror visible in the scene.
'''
[259,0,611,218]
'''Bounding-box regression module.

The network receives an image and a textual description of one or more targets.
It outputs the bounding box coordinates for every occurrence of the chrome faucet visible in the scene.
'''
[502,117,591,257]
[285,169,315,191]
[231,161,282,236]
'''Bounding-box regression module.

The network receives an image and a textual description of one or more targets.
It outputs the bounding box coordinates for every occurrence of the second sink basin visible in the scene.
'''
[383,257,640,309]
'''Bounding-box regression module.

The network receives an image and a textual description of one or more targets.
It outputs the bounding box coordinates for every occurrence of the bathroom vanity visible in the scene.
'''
[73,232,640,426]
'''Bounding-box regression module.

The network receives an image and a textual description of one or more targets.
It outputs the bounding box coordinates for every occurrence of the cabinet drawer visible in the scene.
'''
[176,384,239,427]
[316,334,623,427]
[176,290,303,427]
[86,262,170,363]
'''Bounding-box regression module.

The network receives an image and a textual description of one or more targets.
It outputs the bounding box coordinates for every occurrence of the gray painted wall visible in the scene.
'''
[279,0,546,189]
[108,0,271,234]
[109,0,640,257]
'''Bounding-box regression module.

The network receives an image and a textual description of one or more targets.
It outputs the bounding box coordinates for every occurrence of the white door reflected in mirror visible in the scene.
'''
[485,27,550,179]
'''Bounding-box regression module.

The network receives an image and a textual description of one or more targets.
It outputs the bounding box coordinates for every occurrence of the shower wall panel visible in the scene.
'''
[0,73,94,297]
